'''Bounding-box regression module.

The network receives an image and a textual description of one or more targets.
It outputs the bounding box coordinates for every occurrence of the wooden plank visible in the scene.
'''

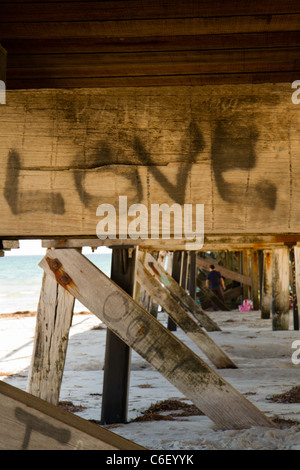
[27,259,76,405]
[1,1,300,22]
[1,15,300,40]
[8,47,300,79]
[4,32,300,55]
[197,256,252,286]
[272,247,290,330]
[39,248,275,430]
[0,84,299,238]
[144,252,220,331]
[261,249,272,319]
[137,259,237,369]
[7,71,300,89]
[41,236,300,251]
[0,381,144,450]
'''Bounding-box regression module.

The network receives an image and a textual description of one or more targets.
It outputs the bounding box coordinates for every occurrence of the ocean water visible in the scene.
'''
[0,253,112,314]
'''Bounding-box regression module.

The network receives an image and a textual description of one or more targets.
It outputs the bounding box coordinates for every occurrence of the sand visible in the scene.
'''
[0,308,300,450]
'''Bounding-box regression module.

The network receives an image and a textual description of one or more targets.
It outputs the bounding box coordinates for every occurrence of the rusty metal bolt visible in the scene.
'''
[46,257,62,271]
[58,273,72,287]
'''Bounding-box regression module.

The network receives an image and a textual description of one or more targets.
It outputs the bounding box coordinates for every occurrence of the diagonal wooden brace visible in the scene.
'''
[143,252,221,330]
[137,260,237,369]
[39,249,276,430]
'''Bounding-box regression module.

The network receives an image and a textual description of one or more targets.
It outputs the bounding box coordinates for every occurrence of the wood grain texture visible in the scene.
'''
[0,83,299,239]
[27,270,75,405]
[2,1,300,88]
[261,249,272,319]
[271,247,290,330]
[0,381,144,450]
[1,1,300,22]
[39,248,276,430]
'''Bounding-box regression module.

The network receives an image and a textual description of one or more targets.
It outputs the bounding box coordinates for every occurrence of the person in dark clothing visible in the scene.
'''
[205,264,225,310]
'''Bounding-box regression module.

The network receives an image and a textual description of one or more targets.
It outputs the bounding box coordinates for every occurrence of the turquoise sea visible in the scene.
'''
[0,253,112,315]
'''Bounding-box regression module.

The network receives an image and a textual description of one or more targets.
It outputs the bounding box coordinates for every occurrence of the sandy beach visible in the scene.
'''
[0,307,300,450]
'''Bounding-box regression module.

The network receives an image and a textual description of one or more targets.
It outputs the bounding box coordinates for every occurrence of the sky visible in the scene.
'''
[4,240,111,256]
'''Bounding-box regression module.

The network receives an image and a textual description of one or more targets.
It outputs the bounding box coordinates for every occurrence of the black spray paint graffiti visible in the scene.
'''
[73,120,204,207]
[4,120,277,215]
[73,141,144,208]
[4,149,65,215]
[15,407,71,450]
[211,121,277,210]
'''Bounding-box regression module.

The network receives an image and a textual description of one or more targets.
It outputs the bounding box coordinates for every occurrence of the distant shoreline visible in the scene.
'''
[0,310,92,319]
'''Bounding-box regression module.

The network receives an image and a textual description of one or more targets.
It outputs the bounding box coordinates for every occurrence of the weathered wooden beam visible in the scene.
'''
[0,84,300,239]
[27,256,75,405]
[101,247,137,424]
[144,252,220,331]
[196,276,230,312]
[189,251,197,300]
[197,256,251,286]
[272,247,290,330]
[250,249,260,310]
[261,249,272,319]
[2,1,300,23]
[2,240,19,250]
[39,248,275,430]
[293,246,300,331]
[2,15,300,42]
[0,381,144,450]
[41,236,297,252]
[167,251,182,331]
[137,260,237,369]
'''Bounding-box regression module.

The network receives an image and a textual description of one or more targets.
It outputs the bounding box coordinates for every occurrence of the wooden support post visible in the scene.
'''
[250,249,260,310]
[144,252,220,331]
[168,251,182,331]
[101,248,137,424]
[40,249,276,430]
[293,246,300,330]
[242,249,251,299]
[137,260,237,369]
[261,249,272,319]
[189,251,197,300]
[0,381,143,450]
[181,251,188,291]
[272,247,290,331]
[27,251,75,405]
